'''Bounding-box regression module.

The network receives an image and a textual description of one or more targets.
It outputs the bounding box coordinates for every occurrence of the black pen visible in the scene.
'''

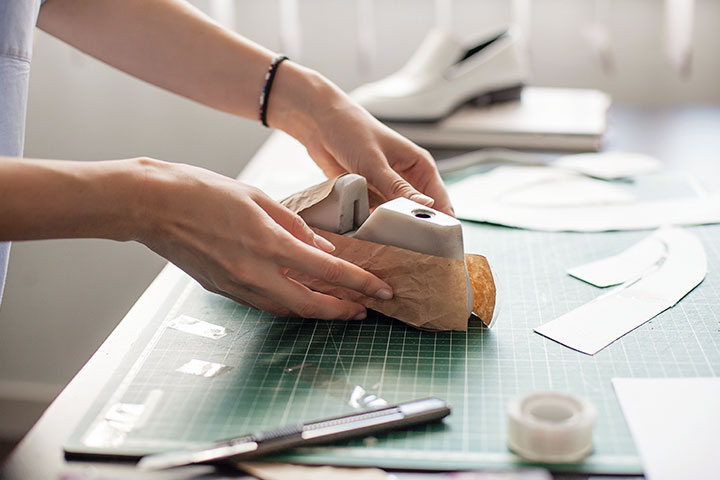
[138,397,450,471]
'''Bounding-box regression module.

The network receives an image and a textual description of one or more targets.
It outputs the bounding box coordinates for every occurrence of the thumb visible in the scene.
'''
[372,166,435,208]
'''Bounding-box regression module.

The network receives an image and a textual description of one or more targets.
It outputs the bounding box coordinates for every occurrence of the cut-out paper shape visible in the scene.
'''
[553,151,662,180]
[448,167,720,232]
[436,149,661,180]
[535,228,706,355]
[501,175,633,207]
[567,230,668,287]
[613,378,720,480]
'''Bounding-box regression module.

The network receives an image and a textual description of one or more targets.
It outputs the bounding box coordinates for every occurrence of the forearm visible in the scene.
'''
[0,157,147,242]
[36,0,454,215]
[36,0,332,131]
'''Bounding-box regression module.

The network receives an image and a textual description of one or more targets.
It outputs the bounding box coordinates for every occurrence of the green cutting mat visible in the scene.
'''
[65,218,720,473]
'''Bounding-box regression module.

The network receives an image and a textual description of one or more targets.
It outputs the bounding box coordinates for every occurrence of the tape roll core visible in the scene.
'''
[507,391,596,463]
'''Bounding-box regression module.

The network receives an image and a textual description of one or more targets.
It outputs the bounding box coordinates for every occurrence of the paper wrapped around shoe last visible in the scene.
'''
[280,177,338,214]
[281,176,497,331]
[466,253,496,326]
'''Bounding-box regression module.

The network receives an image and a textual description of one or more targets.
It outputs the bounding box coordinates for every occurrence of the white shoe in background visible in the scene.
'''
[351,27,528,122]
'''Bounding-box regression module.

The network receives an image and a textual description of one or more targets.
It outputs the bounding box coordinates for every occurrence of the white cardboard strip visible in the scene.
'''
[567,230,668,287]
[535,228,707,355]
[613,378,720,480]
[167,315,230,340]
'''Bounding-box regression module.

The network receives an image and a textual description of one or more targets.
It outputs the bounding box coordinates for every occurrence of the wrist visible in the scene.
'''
[125,156,181,245]
[89,157,161,243]
[265,60,343,143]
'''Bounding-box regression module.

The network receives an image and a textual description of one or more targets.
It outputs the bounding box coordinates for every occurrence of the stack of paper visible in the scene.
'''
[388,87,611,151]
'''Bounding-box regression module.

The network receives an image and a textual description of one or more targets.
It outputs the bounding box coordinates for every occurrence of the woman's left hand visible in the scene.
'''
[269,64,454,216]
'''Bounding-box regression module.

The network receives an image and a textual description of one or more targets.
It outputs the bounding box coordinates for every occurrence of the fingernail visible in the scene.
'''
[314,234,336,253]
[375,288,393,300]
[410,193,435,206]
[353,310,367,320]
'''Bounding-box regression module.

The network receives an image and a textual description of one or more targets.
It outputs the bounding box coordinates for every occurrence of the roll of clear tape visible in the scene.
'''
[507,391,596,463]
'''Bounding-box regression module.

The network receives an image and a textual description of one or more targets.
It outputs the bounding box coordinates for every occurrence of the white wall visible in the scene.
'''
[1,0,719,441]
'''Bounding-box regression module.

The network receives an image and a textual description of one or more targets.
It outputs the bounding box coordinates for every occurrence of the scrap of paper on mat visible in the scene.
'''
[447,166,720,231]
[175,359,232,378]
[281,176,497,331]
[613,378,720,480]
[535,228,707,355]
[167,315,230,339]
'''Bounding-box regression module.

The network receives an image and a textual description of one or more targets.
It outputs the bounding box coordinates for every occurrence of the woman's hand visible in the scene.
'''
[136,159,393,319]
[268,64,454,216]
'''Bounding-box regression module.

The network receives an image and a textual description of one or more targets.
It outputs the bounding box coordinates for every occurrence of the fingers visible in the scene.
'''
[224,289,293,318]
[385,144,456,217]
[252,193,393,302]
[260,272,368,321]
[215,267,368,320]
[275,236,393,301]
[414,169,455,217]
[256,193,336,253]
[371,164,436,208]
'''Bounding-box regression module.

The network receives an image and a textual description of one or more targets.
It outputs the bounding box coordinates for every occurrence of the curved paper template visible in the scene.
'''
[448,167,720,232]
[567,231,668,287]
[535,228,707,354]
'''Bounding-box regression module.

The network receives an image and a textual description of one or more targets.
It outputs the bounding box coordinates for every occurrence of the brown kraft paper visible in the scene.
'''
[282,177,497,331]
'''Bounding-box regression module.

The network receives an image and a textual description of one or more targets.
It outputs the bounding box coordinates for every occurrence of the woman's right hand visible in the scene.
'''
[134,158,393,319]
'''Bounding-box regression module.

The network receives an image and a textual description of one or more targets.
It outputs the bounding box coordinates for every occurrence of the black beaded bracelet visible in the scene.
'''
[259,54,289,127]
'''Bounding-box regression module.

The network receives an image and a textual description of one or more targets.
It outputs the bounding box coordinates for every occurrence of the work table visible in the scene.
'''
[2,106,719,480]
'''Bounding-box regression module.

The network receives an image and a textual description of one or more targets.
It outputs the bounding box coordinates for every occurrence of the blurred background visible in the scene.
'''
[1,0,719,446]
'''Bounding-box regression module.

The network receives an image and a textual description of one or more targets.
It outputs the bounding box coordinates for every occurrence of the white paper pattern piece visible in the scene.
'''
[567,230,668,287]
[553,152,663,180]
[176,359,232,378]
[448,167,720,232]
[535,228,706,355]
[613,378,720,480]
[167,315,230,340]
[501,175,633,207]
[436,149,658,180]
